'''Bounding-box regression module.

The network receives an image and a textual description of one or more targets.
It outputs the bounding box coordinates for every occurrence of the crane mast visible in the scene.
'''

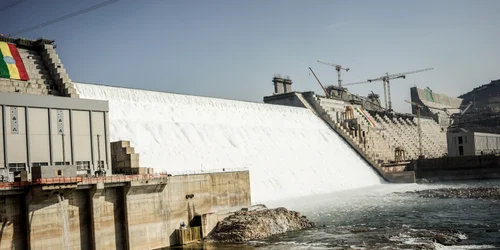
[346,68,434,111]
[317,60,350,88]
[308,67,329,97]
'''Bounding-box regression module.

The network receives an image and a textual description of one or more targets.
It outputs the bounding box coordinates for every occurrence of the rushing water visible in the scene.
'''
[57,194,71,249]
[75,82,383,202]
[172,181,500,250]
[74,83,500,248]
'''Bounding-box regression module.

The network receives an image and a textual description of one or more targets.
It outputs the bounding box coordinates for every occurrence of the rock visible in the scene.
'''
[206,207,314,243]
[350,227,372,233]
[388,228,462,249]
[407,187,500,200]
[434,233,460,245]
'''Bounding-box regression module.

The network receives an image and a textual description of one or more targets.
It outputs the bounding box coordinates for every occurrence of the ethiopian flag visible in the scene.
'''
[0,42,29,81]
[355,107,376,128]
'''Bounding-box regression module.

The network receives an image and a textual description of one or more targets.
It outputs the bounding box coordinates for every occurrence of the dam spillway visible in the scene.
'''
[74,83,383,202]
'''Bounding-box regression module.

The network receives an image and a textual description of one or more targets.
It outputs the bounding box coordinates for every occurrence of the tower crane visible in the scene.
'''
[405,100,424,158]
[317,60,350,88]
[345,68,434,111]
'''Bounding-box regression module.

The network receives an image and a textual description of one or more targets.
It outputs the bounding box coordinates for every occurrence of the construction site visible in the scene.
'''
[0,35,500,249]
[265,60,500,182]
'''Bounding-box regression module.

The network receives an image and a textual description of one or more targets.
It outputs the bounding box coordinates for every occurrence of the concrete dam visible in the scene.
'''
[74,83,384,202]
[0,37,387,249]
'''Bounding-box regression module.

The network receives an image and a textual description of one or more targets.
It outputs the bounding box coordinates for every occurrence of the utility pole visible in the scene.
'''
[309,67,330,97]
[406,100,423,158]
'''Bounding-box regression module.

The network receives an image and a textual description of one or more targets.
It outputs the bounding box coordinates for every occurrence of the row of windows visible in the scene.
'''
[7,161,102,172]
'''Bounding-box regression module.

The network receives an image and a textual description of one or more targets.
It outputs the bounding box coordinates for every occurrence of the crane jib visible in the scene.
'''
[344,68,434,86]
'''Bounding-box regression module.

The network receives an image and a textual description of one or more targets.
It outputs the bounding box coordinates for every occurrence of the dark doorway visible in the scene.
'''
[459,146,464,156]
[190,215,202,227]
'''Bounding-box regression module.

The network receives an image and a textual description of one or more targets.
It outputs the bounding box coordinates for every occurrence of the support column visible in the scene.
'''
[89,111,94,173]
[69,110,75,165]
[48,108,53,166]
[90,183,104,250]
[2,105,7,170]
[25,108,31,173]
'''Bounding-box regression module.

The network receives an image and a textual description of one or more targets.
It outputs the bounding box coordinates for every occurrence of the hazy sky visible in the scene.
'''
[2,0,499,113]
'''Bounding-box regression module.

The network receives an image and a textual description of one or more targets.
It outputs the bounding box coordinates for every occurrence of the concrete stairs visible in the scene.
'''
[111,140,153,175]
[300,93,392,181]
[300,93,447,182]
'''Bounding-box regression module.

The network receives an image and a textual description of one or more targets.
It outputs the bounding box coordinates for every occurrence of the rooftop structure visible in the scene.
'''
[0,36,78,97]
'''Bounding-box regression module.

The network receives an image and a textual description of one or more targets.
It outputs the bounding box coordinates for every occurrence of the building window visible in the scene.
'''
[55,162,70,166]
[76,161,90,170]
[458,136,463,144]
[56,170,63,176]
[8,163,25,172]
[32,162,48,167]
[459,146,464,156]
[97,161,105,170]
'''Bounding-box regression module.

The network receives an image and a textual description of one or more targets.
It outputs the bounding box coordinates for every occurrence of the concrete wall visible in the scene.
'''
[0,171,251,249]
[91,186,126,250]
[0,92,110,180]
[414,155,500,181]
[32,165,77,179]
[263,92,307,108]
[27,188,91,250]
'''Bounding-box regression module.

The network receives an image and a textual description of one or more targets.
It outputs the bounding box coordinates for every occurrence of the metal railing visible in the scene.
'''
[35,177,83,184]
[166,167,249,176]
[80,174,169,184]
[0,168,247,190]
[0,174,170,190]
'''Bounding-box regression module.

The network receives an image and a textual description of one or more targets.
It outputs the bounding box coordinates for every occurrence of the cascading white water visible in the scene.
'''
[74,83,384,202]
[57,194,70,249]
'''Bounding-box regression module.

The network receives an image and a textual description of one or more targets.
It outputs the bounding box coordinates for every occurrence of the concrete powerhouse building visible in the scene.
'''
[0,92,111,181]
[0,36,111,182]
[0,36,251,249]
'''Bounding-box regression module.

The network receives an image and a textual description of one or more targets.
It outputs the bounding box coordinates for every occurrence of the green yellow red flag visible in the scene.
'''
[0,42,29,81]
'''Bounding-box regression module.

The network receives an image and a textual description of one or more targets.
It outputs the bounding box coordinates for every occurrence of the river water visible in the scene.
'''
[172,181,500,249]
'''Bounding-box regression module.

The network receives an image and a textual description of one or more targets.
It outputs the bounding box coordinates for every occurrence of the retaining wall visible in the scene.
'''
[0,171,250,249]
[413,155,500,181]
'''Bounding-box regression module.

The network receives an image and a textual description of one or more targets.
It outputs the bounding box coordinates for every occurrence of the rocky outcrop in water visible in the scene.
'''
[345,227,464,249]
[408,187,500,200]
[206,205,313,243]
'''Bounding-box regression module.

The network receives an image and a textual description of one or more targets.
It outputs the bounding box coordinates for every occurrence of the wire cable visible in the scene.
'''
[7,0,119,37]
[0,0,27,12]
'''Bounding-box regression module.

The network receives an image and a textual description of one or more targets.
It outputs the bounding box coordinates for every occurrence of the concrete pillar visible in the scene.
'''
[272,76,284,94]
[283,78,292,93]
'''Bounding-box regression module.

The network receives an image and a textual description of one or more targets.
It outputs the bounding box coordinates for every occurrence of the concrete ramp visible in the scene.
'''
[74,83,384,202]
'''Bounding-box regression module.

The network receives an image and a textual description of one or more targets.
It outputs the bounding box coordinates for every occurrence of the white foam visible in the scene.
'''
[75,83,384,202]
[433,243,497,250]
